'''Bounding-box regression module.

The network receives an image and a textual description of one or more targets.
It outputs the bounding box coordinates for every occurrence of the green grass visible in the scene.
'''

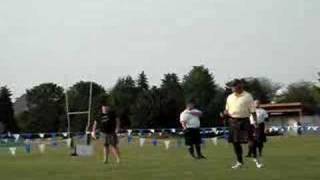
[0,136,319,180]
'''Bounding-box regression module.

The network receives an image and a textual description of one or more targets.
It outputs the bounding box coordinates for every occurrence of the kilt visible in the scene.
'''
[249,123,267,143]
[103,133,118,147]
[184,128,201,146]
[228,118,250,144]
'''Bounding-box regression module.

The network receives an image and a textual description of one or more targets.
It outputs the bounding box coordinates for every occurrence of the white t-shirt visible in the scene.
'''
[180,109,201,128]
[250,108,269,125]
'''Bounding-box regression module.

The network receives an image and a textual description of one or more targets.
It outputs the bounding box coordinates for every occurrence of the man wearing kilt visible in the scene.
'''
[180,100,206,159]
[224,79,260,169]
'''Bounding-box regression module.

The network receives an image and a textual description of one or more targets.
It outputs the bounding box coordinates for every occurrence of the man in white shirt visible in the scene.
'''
[247,100,269,158]
[180,100,206,159]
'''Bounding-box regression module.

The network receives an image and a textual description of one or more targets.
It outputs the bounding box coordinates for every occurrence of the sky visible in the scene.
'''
[1,0,320,99]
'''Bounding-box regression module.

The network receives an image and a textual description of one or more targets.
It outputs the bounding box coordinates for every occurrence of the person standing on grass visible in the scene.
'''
[92,103,121,164]
[224,79,262,169]
[247,100,269,158]
[180,99,206,160]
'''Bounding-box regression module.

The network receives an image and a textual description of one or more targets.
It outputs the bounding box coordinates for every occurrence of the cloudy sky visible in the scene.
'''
[1,0,319,98]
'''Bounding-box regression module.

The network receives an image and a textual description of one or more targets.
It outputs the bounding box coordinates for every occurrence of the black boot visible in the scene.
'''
[195,144,207,159]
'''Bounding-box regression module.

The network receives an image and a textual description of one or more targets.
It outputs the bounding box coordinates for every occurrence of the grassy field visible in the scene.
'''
[0,136,319,180]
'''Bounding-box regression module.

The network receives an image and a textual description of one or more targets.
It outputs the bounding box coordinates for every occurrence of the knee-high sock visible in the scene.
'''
[188,145,195,157]
[247,142,253,156]
[251,141,258,159]
[195,144,203,157]
[258,142,264,157]
[233,142,243,163]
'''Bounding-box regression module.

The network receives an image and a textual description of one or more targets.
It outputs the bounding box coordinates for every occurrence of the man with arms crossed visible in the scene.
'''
[180,100,206,159]
[92,103,121,164]
[225,79,262,169]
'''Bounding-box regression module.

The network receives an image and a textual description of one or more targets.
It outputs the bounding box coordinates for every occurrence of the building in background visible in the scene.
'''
[261,102,320,127]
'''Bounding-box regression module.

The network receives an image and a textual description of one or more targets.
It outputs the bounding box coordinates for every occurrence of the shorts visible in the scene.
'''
[184,128,202,146]
[103,133,118,147]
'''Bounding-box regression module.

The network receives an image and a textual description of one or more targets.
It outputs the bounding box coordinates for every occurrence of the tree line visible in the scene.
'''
[1,66,319,133]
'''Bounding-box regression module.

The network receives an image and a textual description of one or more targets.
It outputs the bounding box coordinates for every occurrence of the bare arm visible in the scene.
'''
[180,112,188,130]
[116,117,121,133]
[189,110,203,117]
[251,112,258,126]
[181,121,187,130]
[92,121,97,139]
[223,110,231,117]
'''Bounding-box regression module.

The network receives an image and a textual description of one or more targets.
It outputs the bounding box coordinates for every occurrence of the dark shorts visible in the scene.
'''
[228,118,250,144]
[103,133,118,147]
[249,123,267,143]
[184,128,201,146]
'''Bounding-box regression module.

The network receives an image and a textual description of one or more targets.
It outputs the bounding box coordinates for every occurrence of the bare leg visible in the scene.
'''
[110,145,121,163]
[103,146,110,164]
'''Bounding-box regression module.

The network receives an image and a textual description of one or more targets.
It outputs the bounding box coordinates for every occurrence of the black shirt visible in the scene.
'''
[99,111,117,134]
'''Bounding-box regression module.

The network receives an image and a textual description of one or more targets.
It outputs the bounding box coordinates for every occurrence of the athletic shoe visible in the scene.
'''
[231,162,243,169]
[70,153,78,157]
[197,155,207,160]
[189,153,197,159]
[253,159,263,169]
[256,163,263,169]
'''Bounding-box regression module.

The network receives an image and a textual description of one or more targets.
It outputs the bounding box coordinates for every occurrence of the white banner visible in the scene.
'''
[38,144,46,154]
[211,137,218,146]
[211,128,217,133]
[13,134,20,142]
[76,145,94,156]
[66,138,72,148]
[139,138,146,147]
[164,140,171,150]
[62,132,68,138]
[9,147,17,156]
[39,133,45,139]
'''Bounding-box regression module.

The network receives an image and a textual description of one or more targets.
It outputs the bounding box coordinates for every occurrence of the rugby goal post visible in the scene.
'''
[65,81,93,146]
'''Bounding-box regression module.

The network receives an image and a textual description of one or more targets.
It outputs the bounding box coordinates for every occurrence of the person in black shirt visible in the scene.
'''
[92,104,121,164]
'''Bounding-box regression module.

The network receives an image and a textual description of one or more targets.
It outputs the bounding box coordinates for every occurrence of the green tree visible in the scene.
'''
[136,71,149,91]
[110,76,138,128]
[277,81,318,111]
[243,77,281,103]
[208,86,227,126]
[0,86,18,133]
[159,73,185,128]
[314,73,320,102]
[182,66,218,127]
[20,83,65,133]
[67,81,107,132]
[131,86,161,128]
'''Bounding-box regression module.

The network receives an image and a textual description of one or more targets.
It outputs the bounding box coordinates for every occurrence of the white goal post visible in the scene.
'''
[64,82,93,140]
